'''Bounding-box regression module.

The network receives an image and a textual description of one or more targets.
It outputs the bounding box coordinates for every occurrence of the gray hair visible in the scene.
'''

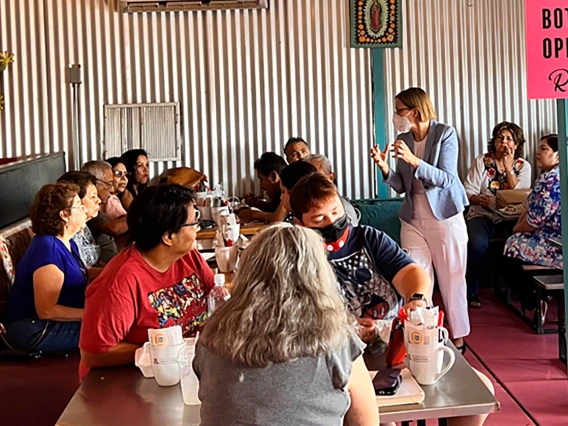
[200,223,352,368]
[306,153,332,176]
[81,160,112,181]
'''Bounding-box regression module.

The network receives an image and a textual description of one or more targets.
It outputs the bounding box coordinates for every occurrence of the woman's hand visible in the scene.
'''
[471,194,495,207]
[392,140,420,168]
[370,144,390,176]
[356,318,377,344]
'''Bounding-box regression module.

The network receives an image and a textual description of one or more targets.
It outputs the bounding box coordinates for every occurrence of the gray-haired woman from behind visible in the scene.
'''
[195,224,379,426]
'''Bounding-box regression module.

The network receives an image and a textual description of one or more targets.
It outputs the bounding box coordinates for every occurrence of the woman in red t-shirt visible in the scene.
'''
[79,184,214,376]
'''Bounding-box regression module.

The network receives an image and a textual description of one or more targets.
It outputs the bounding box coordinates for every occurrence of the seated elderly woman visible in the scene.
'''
[503,134,561,316]
[4,182,88,352]
[79,184,214,378]
[57,171,104,281]
[104,157,129,219]
[196,224,379,426]
[464,122,532,308]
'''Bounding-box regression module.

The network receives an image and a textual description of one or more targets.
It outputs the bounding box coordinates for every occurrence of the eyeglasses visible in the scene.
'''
[113,170,131,178]
[69,204,87,212]
[395,107,412,115]
[179,210,201,229]
[96,178,114,189]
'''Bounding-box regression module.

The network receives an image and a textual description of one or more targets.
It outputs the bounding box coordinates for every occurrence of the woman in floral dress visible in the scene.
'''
[464,122,532,307]
[503,134,561,315]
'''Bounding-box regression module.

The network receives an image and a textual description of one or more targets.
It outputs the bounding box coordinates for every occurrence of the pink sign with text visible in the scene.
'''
[526,0,568,99]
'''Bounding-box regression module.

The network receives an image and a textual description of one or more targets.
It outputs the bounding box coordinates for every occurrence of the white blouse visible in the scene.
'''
[464,153,532,220]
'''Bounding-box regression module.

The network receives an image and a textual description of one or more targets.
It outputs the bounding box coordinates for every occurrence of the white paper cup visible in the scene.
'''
[148,325,184,348]
[211,206,230,226]
[196,205,212,222]
[148,341,186,387]
[215,246,239,273]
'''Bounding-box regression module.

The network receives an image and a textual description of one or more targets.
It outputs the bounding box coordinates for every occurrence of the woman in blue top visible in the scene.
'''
[5,182,88,353]
[371,87,470,350]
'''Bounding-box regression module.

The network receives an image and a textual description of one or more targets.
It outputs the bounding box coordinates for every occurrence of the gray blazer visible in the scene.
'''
[384,120,469,222]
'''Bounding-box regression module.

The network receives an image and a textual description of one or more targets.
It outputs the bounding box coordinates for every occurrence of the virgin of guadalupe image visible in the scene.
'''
[370,0,382,33]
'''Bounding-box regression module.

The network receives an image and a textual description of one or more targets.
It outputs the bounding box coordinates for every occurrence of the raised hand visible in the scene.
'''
[370,143,390,175]
[392,140,420,168]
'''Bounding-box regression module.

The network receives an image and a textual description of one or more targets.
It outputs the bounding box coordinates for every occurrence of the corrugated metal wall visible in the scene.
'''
[0,0,374,199]
[383,0,557,196]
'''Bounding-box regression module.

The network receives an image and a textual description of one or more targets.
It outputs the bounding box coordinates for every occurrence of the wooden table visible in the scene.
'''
[56,343,499,426]
[196,222,266,240]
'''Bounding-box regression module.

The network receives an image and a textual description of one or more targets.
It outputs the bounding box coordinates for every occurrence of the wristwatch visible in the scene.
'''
[409,293,426,302]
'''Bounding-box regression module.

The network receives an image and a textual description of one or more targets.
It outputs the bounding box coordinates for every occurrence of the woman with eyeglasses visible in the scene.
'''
[58,171,105,281]
[4,182,89,353]
[120,149,150,210]
[371,87,470,352]
[79,185,214,378]
[105,157,130,218]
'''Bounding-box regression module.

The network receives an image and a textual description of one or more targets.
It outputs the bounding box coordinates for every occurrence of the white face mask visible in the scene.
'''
[392,111,412,133]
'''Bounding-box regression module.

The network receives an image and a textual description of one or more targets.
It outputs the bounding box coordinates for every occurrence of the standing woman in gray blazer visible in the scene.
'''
[371,87,470,351]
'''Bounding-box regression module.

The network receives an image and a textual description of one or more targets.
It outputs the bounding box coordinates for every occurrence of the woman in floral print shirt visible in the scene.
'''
[503,134,561,317]
[505,135,561,268]
[463,122,532,307]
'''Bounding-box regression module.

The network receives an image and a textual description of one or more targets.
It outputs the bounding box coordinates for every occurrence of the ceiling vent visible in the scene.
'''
[119,0,269,13]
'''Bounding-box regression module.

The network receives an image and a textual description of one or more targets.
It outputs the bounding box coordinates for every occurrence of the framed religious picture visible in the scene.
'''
[350,0,402,48]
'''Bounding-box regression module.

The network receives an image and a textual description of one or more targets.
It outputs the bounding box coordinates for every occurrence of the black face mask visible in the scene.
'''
[312,214,349,243]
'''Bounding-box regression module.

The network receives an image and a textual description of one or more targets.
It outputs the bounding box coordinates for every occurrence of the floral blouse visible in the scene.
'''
[482,154,526,194]
[504,165,562,268]
[464,153,532,220]
[72,226,101,267]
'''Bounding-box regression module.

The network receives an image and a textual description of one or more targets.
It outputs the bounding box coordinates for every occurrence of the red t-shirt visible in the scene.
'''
[79,245,214,378]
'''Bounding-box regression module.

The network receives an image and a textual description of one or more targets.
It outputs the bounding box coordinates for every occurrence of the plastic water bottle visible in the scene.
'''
[208,273,231,316]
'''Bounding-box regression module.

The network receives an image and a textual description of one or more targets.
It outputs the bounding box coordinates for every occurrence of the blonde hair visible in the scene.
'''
[396,87,437,122]
[200,223,352,367]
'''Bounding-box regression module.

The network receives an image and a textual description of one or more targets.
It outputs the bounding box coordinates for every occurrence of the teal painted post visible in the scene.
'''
[557,99,568,366]
[372,49,388,200]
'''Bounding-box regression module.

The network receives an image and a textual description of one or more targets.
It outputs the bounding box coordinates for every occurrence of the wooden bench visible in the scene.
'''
[501,265,561,334]
[534,275,566,364]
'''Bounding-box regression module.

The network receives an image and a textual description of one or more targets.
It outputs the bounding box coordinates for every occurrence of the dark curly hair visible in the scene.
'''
[488,122,526,159]
[30,182,80,236]
[57,171,97,199]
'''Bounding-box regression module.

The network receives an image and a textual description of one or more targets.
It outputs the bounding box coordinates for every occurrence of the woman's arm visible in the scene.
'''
[414,127,460,189]
[516,170,560,234]
[33,265,84,321]
[345,356,380,426]
[238,201,288,224]
[87,266,104,281]
[464,156,486,203]
[513,211,536,234]
[121,190,134,211]
[80,342,140,369]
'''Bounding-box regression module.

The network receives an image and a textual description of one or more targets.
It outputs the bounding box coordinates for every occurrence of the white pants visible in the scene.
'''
[401,213,471,339]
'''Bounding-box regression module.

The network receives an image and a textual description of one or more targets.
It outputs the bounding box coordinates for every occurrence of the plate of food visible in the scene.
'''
[497,204,524,217]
